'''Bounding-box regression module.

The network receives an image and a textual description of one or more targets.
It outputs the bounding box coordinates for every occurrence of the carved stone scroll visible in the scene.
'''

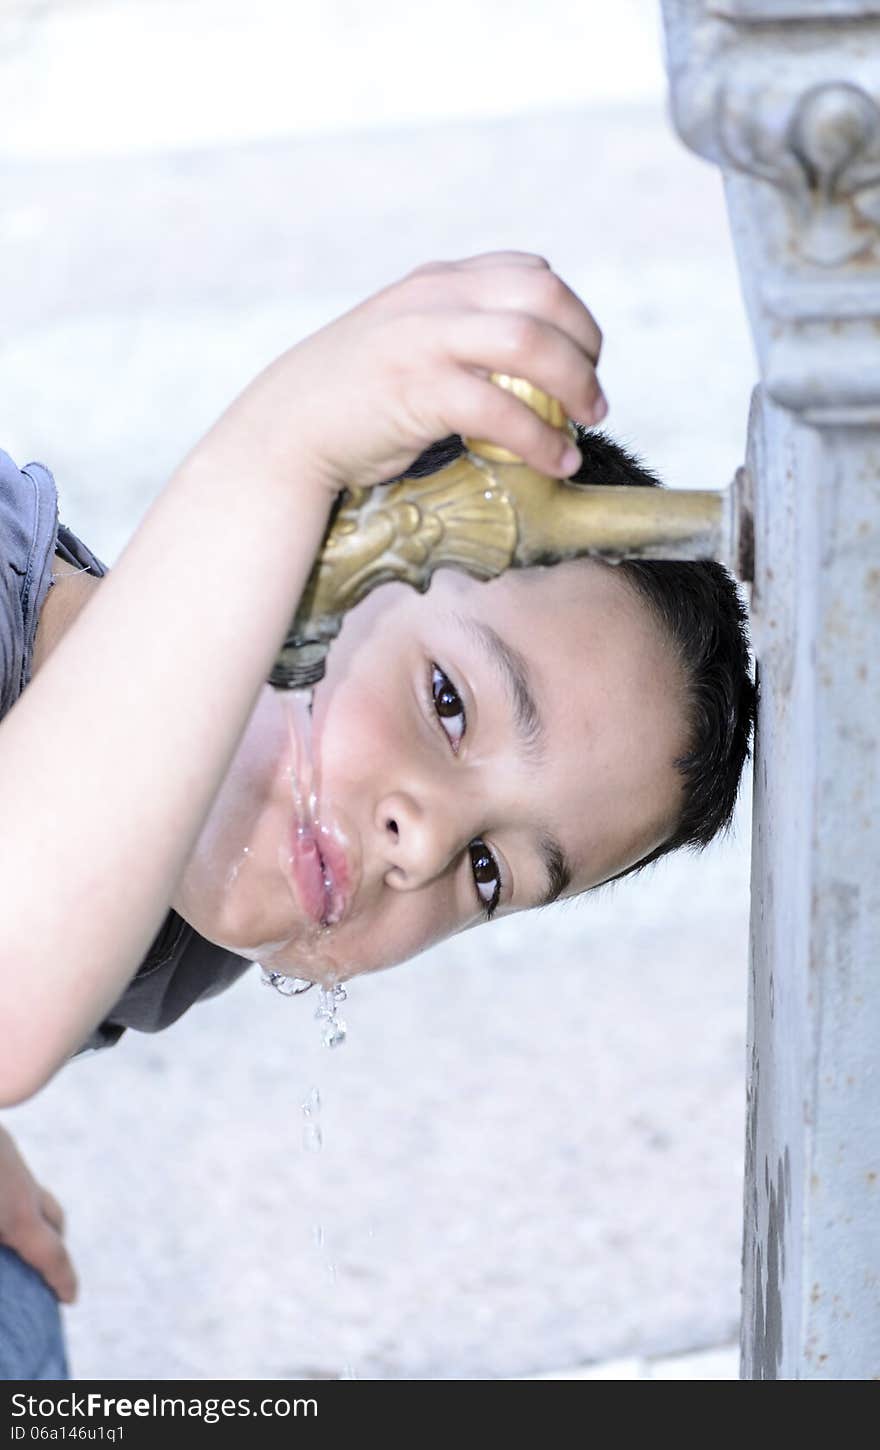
[662,1,880,422]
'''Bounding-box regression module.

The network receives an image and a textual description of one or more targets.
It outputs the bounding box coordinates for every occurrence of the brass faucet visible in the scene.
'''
[269,374,750,690]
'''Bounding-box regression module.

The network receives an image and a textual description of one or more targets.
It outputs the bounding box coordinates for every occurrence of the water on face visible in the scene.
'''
[253,686,353,1052]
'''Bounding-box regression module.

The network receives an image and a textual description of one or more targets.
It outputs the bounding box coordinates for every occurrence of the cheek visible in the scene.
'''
[309,584,423,794]
[311,665,409,809]
[336,881,467,978]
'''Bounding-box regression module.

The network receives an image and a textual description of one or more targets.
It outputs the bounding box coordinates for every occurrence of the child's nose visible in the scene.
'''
[375,790,463,890]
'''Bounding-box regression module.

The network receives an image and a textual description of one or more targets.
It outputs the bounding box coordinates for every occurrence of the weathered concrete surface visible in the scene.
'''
[661,0,880,1379]
[1,1,756,1380]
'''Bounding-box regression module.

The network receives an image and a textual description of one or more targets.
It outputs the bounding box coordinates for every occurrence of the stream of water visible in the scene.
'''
[259,683,358,1376]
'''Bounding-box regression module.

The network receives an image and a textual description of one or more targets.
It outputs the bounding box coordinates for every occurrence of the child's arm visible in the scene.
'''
[0,253,604,1103]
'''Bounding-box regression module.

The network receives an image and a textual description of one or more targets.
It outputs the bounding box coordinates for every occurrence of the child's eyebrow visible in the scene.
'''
[453,613,573,909]
[454,615,545,762]
[535,833,573,908]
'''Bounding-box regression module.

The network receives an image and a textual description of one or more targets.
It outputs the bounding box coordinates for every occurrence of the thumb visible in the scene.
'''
[14,1215,79,1305]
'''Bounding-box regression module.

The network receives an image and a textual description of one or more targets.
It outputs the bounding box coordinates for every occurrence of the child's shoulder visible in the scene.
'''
[0,447,60,716]
[0,447,58,578]
[0,449,108,714]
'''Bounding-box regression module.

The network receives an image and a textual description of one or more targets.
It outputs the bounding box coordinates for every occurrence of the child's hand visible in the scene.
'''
[194,251,606,497]
[0,1125,77,1303]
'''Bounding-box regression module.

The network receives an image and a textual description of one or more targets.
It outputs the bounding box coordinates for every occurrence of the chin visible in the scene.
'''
[170,879,287,956]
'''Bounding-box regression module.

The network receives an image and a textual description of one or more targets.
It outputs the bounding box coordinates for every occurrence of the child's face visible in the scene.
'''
[172,561,687,985]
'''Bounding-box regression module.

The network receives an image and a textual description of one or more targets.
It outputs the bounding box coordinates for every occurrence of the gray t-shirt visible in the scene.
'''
[0,447,251,1055]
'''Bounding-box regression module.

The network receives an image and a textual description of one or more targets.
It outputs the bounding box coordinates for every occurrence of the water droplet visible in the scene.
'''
[322,1018,347,1050]
[261,967,315,997]
[312,1224,325,1250]
[303,1121,323,1153]
[315,985,341,1018]
[302,1086,321,1117]
[314,984,348,1048]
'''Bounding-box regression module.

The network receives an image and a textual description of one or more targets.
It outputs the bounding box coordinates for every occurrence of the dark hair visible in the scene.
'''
[401,428,757,886]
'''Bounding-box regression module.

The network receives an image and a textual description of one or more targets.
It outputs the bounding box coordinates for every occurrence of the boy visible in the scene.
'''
[0,252,755,1377]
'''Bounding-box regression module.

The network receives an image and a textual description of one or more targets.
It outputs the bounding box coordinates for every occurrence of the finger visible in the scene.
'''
[436,371,585,479]
[406,252,551,283]
[452,252,552,271]
[452,264,603,365]
[14,1220,78,1304]
[38,1186,65,1235]
[400,257,603,369]
[433,308,606,428]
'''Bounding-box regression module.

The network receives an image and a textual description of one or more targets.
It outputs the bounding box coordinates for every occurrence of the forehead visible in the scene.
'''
[426,557,672,695]
[424,561,688,887]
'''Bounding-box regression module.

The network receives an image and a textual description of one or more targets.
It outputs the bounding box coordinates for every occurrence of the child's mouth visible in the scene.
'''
[288,823,350,928]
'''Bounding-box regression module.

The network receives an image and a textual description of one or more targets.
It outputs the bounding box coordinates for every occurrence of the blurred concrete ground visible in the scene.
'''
[1,0,757,1379]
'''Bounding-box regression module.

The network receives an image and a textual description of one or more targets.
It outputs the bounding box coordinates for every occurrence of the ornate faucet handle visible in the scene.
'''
[269,374,569,688]
[463,373,571,461]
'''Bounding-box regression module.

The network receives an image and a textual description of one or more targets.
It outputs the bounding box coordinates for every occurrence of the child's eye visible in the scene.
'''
[431,664,466,751]
[428,667,501,918]
[468,838,501,920]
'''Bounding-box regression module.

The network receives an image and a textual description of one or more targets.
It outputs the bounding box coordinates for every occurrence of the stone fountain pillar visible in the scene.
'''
[659,0,880,1379]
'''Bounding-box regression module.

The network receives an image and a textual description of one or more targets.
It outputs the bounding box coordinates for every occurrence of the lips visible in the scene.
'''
[289,821,352,927]
[314,826,352,923]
